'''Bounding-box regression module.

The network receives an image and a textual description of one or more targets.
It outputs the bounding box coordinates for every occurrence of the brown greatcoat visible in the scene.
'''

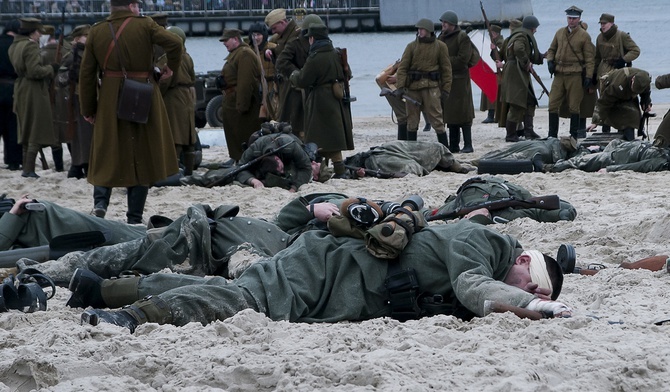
[275,34,310,137]
[79,11,182,187]
[8,34,57,146]
[595,25,640,79]
[60,42,92,166]
[164,47,196,146]
[438,28,475,125]
[502,28,543,109]
[220,41,262,160]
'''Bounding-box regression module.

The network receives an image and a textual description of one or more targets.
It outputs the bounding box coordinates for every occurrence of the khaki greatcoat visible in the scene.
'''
[79,11,182,187]
[438,28,474,125]
[164,48,196,146]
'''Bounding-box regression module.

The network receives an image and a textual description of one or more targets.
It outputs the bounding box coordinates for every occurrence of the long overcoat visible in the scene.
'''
[79,10,182,187]
[438,28,475,125]
[164,47,196,146]
[8,34,57,146]
[502,28,542,109]
[291,40,353,153]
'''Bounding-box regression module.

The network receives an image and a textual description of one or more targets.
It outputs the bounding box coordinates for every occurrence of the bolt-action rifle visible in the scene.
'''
[379,86,421,107]
[338,47,356,103]
[344,165,408,179]
[0,231,107,268]
[426,194,561,222]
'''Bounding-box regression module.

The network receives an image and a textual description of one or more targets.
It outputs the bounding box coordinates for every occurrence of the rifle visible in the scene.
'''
[379,86,421,107]
[375,60,400,88]
[49,6,66,106]
[65,46,80,142]
[0,231,107,268]
[344,165,408,179]
[338,47,356,103]
[638,111,656,139]
[480,1,502,68]
[205,140,295,188]
[530,68,550,98]
[426,194,561,222]
[252,38,270,119]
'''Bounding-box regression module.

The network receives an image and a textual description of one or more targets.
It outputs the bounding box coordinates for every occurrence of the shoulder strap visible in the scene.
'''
[102,17,133,73]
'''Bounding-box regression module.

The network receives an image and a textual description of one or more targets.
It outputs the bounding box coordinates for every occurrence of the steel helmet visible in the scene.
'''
[440,10,458,25]
[166,26,186,43]
[301,14,324,35]
[522,15,540,29]
[415,18,435,33]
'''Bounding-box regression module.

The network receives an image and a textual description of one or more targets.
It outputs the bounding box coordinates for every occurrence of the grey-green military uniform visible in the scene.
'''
[344,140,463,176]
[653,74,670,148]
[551,139,669,173]
[502,27,543,123]
[0,201,145,251]
[105,220,542,326]
[591,67,651,133]
[473,137,576,166]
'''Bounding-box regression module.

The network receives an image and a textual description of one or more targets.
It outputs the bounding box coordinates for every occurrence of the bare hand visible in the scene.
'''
[264,49,273,61]
[311,202,340,222]
[495,60,504,69]
[159,66,173,81]
[463,207,491,220]
[586,124,598,132]
[84,115,95,124]
[387,75,397,84]
[524,282,552,300]
[249,178,265,189]
[9,194,33,215]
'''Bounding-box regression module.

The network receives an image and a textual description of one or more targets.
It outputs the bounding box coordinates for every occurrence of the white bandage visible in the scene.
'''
[525,298,572,316]
[524,250,553,294]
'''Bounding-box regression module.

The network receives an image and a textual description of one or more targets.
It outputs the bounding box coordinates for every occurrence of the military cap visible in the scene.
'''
[631,71,651,94]
[300,14,324,36]
[2,19,21,35]
[219,28,242,42]
[490,24,502,34]
[71,24,90,39]
[565,6,583,17]
[42,25,55,36]
[599,13,614,23]
[110,0,142,6]
[150,12,169,27]
[265,8,286,28]
[509,19,522,31]
[306,23,328,40]
[19,18,46,34]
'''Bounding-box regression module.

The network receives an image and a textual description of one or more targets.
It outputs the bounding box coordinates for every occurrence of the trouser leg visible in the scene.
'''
[126,185,149,224]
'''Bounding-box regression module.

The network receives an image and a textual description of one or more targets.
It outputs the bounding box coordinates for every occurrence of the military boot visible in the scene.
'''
[67,164,85,179]
[397,123,408,140]
[81,295,172,333]
[602,124,611,133]
[523,114,541,139]
[21,151,39,178]
[332,161,351,179]
[422,112,431,132]
[505,121,519,142]
[461,126,474,153]
[569,113,580,139]
[406,131,418,141]
[621,128,636,141]
[52,146,64,172]
[182,152,196,176]
[482,109,495,124]
[66,268,106,309]
[548,113,559,138]
[126,185,149,224]
[448,126,460,153]
[93,186,112,218]
[436,131,449,148]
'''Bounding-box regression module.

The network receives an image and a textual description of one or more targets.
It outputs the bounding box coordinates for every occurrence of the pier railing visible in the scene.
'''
[1,0,380,18]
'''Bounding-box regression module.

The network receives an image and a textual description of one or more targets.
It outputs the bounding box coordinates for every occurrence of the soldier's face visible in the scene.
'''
[600,21,613,33]
[270,20,286,35]
[252,32,263,46]
[417,28,428,38]
[222,37,239,52]
[567,16,580,29]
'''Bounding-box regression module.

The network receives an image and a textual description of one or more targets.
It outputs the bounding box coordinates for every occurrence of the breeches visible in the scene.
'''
[548,73,583,114]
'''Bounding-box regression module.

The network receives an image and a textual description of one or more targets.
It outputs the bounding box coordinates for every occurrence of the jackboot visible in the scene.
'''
[523,115,541,140]
[21,151,39,178]
[569,113,580,139]
[579,117,587,130]
[436,131,449,148]
[182,152,196,176]
[482,109,495,124]
[126,185,149,224]
[93,186,111,218]
[621,128,635,141]
[397,123,408,140]
[406,131,417,141]
[52,146,64,172]
[505,121,519,142]
[422,112,431,132]
[448,126,460,153]
[461,126,474,153]
[548,112,559,138]
[331,161,351,179]
[602,124,611,133]
[67,164,84,179]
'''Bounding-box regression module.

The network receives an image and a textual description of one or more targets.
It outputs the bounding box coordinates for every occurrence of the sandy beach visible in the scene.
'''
[1,105,670,391]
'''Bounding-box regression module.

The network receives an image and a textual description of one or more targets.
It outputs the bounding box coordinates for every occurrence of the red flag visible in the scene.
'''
[469,58,498,103]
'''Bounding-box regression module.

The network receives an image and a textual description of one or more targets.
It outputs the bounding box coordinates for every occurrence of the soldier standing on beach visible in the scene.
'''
[0,19,22,171]
[40,24,67,173]
[264,8,300,122]
[438,10,476,153]
[545,6,595,139]
[594,13,640,133]
[394,19,451,146]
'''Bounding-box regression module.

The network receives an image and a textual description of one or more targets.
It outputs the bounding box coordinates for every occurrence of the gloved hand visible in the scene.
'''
[612,57,627,69]
[524,298,572,318]
[214,75,226,90]
[392,88,405,98]
[583,77,593,89]
[547,60,556,76]
[441,90,450,100]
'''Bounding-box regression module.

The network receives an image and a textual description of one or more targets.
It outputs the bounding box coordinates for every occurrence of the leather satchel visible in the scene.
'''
[117,78,152,124]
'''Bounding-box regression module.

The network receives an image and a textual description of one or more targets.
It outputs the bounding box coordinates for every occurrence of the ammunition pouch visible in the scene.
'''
[408,71,423,81]
[332,81,345,100]
[408,70,440,81]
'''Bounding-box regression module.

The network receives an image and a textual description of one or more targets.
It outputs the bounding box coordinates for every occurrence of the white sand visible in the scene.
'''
[1,106,670,391]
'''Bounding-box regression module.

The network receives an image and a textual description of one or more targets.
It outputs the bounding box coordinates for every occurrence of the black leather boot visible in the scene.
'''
[569,113,580,139]
[93,186,112,218]
[548,113,559,138]
[126,185,149,224]
[436,131,449,148]
[523,115,541,139]
[602,124,611,133]
[448,126,460,153]
[397,123,408,140]
[406,131,417,141]
[66,268,106,309]
[21,151,39,178]
[505,121,519,142]
[482,109,495,124]
[52,146,64,172]
[621,128,635,141]
[461,126,473,153]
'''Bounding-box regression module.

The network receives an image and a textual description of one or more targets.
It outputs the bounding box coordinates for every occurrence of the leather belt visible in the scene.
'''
[103,71,151,79]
